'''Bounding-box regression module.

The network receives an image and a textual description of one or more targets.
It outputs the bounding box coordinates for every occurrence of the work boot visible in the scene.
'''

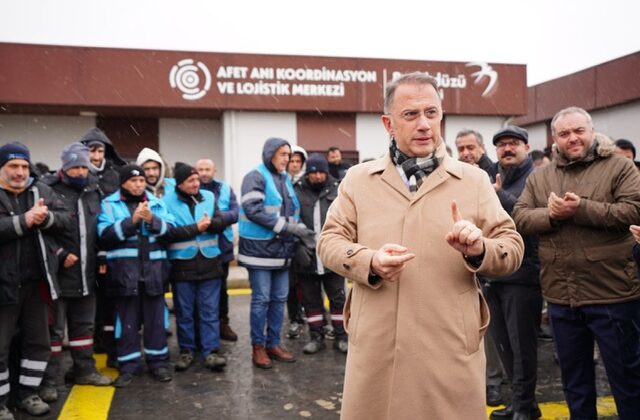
[266,345,296,363]
[0,406,14,420]
[303,333,326,354]
[220,318,238,341]
[252,344,273,369]
[150,366,173,383]
[333,338,348,354]
[113,372,134,388]
[490,404,542,419]
[286,322,302,339]
[75,371,113,386]
[204,351,227,371]
[486,384,503,406]
[17,395,50,416]
[38,384,58,403]
[175,349,195,372]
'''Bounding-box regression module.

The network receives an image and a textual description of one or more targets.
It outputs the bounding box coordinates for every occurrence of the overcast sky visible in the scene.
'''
[1,0,639,86]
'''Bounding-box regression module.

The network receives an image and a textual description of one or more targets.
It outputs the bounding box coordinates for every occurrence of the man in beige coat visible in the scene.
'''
[317,72,524,420]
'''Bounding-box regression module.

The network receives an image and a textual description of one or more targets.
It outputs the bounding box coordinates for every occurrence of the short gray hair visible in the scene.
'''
[455,129,484,146]
[550,106,593,135]
[384,72,440,114]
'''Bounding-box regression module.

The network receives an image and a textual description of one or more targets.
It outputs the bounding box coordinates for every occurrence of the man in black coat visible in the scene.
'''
[79,127,126,366]
[485,126,543,420]
[0,142,70,419]
[39,143,113,403]
[293,154,348,354]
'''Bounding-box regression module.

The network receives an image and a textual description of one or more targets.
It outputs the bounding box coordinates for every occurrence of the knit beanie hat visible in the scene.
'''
[174,162,198,186]
[305,153,330,175]
[61,142,91,171]
[0,142,30,168]
[118,164,145,185]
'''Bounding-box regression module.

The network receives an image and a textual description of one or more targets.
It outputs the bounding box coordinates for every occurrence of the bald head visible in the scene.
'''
[196,158,216,184]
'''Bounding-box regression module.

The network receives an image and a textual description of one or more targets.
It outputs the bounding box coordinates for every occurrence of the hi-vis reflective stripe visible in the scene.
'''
[19,375,42,387]
[0,383,9,396]
[237,254,286,267]
[307,314,324,323]
[21,359,47,371]
[273,217,286,233]
[106,248,138,259]
[144,346,168,356]
[103,325,115,332]
[150,250,167,260]
[118,352,141,362]
[241,191,265,203]
[331,314,345,321]
[169,238,219,251]
[114,219,125,241]
[70,338,93,348]
[51,344,63,353]
[0,370,8,380]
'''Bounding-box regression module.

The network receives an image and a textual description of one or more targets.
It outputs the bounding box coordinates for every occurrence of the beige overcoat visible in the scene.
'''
[317,145,524,420]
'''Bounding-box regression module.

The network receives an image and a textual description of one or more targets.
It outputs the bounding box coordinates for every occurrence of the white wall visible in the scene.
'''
[159,118,223,175]
[444,115,507,162]
[524,123,549,152]
[355,113,389,161]
[0,114,96,169]
[223,111,297,195]
[591,101,640,146]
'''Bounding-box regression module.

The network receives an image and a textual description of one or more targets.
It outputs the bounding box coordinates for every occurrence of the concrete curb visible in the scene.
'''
[228,265,249,289]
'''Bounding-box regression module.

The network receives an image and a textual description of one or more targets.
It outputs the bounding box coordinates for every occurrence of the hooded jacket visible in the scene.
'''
[79,128,126,195]
[136,147,175,198]
[513,140,640,306]
[238,138,300,269]
[42,172,102,297]
[290,145,308,184]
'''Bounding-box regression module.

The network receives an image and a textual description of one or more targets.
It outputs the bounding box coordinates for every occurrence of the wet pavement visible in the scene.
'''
[11,292,619,419]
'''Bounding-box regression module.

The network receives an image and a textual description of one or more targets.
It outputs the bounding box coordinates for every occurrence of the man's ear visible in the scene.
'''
[381,114,393,136]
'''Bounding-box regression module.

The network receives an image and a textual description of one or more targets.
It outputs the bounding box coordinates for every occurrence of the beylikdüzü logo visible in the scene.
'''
[465,62,498,97]
[169,59,212,100]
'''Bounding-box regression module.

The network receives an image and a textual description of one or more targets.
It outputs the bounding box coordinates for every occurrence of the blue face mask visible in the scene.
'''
[64,173,88,190]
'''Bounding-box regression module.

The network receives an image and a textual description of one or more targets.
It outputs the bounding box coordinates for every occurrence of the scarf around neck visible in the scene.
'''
[389,138,439,192]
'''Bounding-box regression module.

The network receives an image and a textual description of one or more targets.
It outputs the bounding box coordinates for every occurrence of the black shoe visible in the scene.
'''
[490,404,541,420]
[537,330,553,342]
[113,372,134,388]
[486,385,503,406]
[150,366,173,382]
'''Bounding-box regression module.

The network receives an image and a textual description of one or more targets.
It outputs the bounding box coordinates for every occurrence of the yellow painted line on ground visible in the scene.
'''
[58,354,118,420]
[486,396,617,419]
[228,288,252,296]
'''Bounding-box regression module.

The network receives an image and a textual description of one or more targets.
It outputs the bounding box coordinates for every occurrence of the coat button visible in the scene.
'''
[343,263,350,270]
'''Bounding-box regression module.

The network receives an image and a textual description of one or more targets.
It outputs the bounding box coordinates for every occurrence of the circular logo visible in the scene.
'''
[169,59,212,101]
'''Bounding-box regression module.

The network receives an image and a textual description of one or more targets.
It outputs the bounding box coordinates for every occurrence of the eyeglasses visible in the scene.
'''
[391,108,441,122]
[495,139,524,149]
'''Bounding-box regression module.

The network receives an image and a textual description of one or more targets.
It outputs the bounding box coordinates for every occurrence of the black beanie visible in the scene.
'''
[305,153,330,175]
[174,162,198,185]
[0,142,31,169]
[118,164,145,185]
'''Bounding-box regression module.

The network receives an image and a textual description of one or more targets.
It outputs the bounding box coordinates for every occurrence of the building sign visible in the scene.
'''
[0,43,527,116]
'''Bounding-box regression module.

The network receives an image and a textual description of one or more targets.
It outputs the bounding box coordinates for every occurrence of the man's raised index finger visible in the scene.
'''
[451,200,462,223]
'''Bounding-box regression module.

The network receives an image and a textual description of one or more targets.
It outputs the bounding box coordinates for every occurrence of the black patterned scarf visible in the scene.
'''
[389,138,439,192]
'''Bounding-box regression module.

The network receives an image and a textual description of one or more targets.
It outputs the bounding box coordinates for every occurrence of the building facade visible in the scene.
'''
[0,42,527,191]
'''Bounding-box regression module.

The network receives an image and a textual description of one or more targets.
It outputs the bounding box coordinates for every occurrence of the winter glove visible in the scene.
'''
[294,244,314,269]
[285,222,317,249]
